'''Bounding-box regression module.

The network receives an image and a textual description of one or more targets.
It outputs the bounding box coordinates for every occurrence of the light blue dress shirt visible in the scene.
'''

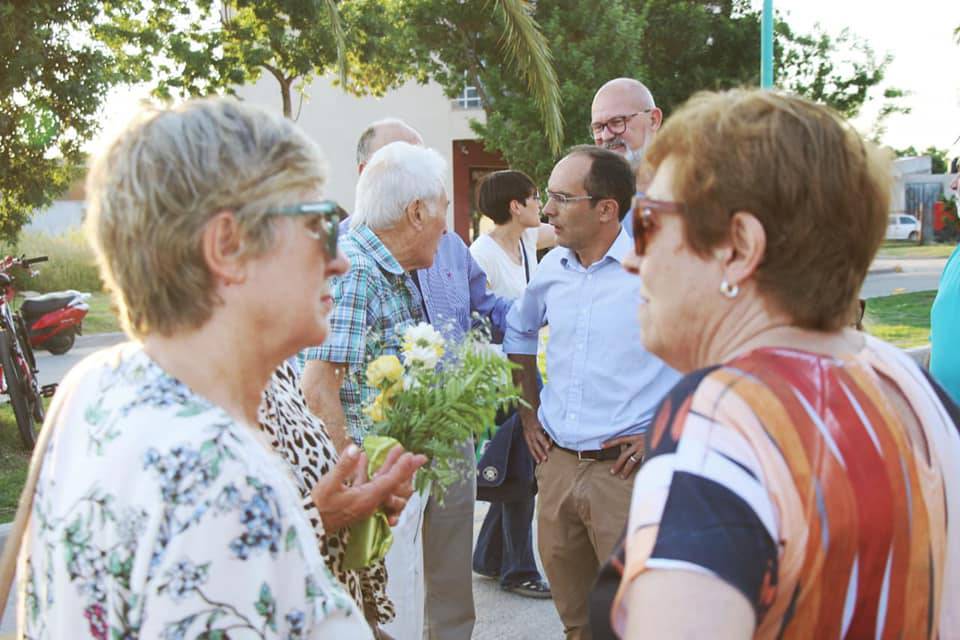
[503,228,681,451]
[415,232,512,342]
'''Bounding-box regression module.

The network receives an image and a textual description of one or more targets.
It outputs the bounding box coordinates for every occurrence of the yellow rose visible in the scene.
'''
[363,393,386,422]
[382,379,404,402]
[366,355,404,387]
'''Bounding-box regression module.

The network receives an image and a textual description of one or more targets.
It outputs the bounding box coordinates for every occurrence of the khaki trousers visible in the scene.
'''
[536,449,633,640]
[421,440,476,640]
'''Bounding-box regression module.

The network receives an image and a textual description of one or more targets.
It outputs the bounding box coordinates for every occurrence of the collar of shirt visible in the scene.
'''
[351,223,405,276]
[559,225,632,272]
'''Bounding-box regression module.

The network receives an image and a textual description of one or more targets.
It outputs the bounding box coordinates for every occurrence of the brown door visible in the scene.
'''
[451,139,507,243]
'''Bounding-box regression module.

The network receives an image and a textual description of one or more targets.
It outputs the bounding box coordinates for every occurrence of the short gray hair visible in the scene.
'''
[352,141,446,230]
[85,96,326,339]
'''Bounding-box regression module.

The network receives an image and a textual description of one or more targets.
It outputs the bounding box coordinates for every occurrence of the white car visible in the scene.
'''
[886,214,920,240]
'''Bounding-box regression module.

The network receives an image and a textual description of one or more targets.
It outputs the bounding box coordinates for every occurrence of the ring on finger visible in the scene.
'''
[628,453,641,464]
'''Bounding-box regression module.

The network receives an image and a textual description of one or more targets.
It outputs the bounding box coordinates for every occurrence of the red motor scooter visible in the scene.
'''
[0,255,91,356]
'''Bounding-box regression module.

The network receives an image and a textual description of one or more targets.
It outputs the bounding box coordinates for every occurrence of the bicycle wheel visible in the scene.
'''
[14,314,37,371]
[1,328,41,448]
[14,313,45,421]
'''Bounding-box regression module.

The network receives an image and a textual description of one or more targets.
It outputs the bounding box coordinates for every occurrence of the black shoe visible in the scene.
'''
[502,579,552,599]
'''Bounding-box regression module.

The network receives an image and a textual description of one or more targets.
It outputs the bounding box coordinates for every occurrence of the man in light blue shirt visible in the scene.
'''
[504,145,679,637]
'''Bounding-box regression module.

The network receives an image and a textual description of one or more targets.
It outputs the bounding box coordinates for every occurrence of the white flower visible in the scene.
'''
[403,344,441,369]
[402,323,445,351]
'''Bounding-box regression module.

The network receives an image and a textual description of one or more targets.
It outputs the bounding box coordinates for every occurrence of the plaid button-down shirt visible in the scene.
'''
[301,224,425,440]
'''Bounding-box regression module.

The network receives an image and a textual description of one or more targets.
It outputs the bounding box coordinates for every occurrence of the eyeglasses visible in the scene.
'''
[589,109,653,137]
[545,190,599,207]
[632,193,685,256]
[266,200,346,256]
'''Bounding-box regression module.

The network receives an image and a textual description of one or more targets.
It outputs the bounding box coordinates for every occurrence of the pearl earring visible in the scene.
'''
[720,279,739,299]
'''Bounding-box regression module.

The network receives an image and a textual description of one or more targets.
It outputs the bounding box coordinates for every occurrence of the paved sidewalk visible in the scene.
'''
[471,501,564,639]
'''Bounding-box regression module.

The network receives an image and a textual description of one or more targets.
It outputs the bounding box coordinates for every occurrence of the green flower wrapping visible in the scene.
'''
[341,435,401,570]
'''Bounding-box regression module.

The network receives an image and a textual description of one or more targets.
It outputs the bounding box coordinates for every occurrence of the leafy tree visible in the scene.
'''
[406,0,647,185]
[97,0,386,118]
[632,0,902,121]
[440,0,906,186]
[0,1,133,240]
[895,146,950,174]
[97,0,563,148]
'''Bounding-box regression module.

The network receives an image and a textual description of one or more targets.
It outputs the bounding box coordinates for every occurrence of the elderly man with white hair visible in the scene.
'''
[301,140,448,640]
[304,140,448,451]
[304,119,511,640]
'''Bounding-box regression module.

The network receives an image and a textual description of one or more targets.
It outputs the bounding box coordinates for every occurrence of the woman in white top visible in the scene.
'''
[15,98,424,639]
[469,170,554,598]
[470,170,555,298]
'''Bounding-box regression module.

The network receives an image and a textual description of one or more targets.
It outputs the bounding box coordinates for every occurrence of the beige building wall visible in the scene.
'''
[237,75,484,228]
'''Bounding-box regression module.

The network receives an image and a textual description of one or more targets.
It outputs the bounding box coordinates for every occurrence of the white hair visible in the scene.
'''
[352,141,447,230]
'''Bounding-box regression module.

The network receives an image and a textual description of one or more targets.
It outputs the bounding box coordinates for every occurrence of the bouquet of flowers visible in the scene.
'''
[343,321,521,569]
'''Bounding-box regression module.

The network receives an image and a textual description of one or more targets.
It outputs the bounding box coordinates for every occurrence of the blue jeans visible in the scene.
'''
[472,493,542,587]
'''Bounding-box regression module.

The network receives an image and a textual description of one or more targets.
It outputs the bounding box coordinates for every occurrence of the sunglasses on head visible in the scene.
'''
[631,193,685,256]
[266,200,346,256]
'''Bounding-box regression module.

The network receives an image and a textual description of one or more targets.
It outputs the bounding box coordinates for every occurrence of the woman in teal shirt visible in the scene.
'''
[931,181,960,402]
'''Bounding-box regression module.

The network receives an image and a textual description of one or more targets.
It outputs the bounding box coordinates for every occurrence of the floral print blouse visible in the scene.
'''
[18,343,372,639]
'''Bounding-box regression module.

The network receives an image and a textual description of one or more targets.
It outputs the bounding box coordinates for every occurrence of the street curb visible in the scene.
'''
[875,254,951,261]
[867,267,898,275]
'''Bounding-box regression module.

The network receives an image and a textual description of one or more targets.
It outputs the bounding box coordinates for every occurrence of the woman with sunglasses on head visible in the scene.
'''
[592,89,960,638]
[468,170,554,599]
[10,97,425,639]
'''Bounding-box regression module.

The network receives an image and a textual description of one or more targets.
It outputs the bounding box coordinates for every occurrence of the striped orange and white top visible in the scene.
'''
[610,336,960,638]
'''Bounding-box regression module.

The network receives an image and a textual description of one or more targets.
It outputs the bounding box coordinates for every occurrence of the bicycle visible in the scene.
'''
[0,255,56,448]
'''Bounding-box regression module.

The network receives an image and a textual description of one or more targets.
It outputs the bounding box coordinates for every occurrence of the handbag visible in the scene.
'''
[475,240,538,503]
[476,410,537,503]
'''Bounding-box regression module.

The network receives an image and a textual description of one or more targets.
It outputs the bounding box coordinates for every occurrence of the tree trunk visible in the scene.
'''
[280,78,292,119]
[262,63,294,119]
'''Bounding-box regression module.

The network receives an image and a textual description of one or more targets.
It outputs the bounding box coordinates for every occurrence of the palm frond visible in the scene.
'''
[492,0,563,154]
[320,0,349,87]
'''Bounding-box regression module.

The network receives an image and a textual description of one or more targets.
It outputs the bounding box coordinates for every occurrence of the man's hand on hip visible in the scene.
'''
[520,413,552,464]
[602,434,647,480]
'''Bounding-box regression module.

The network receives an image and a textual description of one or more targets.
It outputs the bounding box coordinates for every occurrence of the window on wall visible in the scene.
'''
[453,85,483,110]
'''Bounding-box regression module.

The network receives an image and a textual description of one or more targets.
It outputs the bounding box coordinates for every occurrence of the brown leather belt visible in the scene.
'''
[553,443,624,461]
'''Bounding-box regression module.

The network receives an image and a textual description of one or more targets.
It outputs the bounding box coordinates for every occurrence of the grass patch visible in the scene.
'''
[5,229,104,293]
[877,241,957,259]
[863,290,936,348]
[1,230,123,335]
[0,404,35,524]
[84,291,122,334]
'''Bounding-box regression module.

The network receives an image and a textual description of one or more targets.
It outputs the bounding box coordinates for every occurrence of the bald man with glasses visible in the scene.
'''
[590,78,664,238]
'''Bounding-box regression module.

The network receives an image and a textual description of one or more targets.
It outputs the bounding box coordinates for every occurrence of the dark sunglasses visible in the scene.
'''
[631,193,685,256]
[265,200,346,256]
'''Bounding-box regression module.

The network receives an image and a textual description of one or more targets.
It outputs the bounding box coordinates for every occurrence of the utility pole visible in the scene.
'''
[761,0,774,88]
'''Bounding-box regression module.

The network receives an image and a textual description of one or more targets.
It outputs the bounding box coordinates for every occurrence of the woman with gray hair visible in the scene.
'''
[10,97,425,639]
